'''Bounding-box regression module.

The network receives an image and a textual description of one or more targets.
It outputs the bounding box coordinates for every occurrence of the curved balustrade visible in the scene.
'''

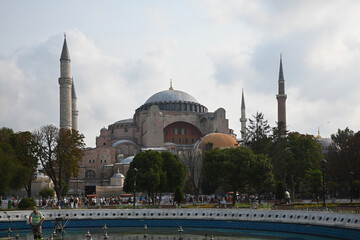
[1,209,360,239]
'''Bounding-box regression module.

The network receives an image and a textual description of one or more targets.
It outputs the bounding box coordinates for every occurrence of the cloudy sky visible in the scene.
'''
[1,0,360,147]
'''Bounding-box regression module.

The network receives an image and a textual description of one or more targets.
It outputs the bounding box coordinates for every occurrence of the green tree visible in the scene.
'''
[247,153,275,202]
[9,131,38,197]
[331,127,354,150]
[203,147,274,205]
[124,150,186,205]
[174,186,184,207]
[244,112,272,154]
[269,125,289,190]
[124,150,163,204]
[155,152,186,205]
[0,142,17,196]
[326,128,360,198]
[33,125,85,199]
[0,127,14,142]
[56,128,85,195]
[269,132,323,199]
[303,169,322,201]
[161,151,186,192]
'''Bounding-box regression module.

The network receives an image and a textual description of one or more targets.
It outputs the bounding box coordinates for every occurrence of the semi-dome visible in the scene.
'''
[145,90,198,104]
[196,133,239,149]
[121,156,134,164]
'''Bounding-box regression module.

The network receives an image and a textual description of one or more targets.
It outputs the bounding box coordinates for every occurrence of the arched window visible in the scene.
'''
[124,145,129,155]
[85,170,96,179]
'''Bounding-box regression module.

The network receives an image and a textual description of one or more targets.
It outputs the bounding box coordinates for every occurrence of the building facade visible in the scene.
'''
[72,83,235,195]
[62,37,288,196]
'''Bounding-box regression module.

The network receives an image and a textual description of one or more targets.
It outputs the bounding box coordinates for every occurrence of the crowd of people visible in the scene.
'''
[1,192,284,210]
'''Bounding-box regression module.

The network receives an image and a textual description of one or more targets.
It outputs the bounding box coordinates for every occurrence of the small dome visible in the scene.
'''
[196,133,239,149]
[112,172,125,179]
[145,90,198,104]
[121,156,134,164]
[33,170,51,183]
[317,137,333,153]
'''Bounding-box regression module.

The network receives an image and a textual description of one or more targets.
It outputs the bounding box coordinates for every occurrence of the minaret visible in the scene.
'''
[59,34,73,129]
[276,54,287,134]
[240,89,247,140]
[72,81,79,131]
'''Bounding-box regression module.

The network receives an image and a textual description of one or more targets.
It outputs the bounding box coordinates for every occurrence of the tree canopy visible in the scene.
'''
[270,132,323,195]
[33,125,85,199]
[325,128,360,198]
[203,147,274,200]
[0,142,17,196]
[0,128,38,197]
[9,131,38,197]
[123,150,186,204]
[244,112,272,154]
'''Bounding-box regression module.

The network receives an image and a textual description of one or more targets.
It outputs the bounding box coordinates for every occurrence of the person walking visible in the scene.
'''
[285,190,291,204]
[29,206,45,240]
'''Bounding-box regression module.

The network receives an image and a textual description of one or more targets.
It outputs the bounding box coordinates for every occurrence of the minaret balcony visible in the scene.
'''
[276,94,287,99]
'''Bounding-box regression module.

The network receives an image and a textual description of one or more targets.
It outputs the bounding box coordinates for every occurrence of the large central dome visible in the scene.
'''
[145,90,198,104]
[136,88,208,113]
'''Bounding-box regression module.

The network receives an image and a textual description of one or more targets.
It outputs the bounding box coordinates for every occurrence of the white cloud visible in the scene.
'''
[3,1,360,147]
[0,30,181,147]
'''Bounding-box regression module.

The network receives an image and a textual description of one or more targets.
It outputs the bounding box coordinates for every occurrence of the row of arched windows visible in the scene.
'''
[137,102,208,113]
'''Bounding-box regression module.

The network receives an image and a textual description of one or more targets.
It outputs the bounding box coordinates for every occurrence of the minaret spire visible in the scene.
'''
[60,34,71,62]
[59,35,73,129]
[240,88,247,140]
[279,53,284,83]
[276,53,287,135]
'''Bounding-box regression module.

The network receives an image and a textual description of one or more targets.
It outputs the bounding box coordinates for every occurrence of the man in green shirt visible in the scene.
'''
[29,206,45,240]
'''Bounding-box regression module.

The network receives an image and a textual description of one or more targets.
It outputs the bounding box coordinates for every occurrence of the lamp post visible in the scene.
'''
[133,168,138,209]
[350,171,354,203]
[320,159,327,207]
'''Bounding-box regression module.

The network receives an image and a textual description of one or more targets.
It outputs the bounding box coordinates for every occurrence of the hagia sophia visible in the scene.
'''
[57,36,288,196]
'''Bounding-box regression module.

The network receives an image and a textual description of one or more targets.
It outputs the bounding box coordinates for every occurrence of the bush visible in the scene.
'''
[17,197,36,210]
[39,188,55,198]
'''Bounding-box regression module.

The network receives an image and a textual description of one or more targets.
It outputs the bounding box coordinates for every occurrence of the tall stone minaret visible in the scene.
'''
[72,81,79,131]
[276,54,287,133]
[59,34,73,129]
[240,89,247,140]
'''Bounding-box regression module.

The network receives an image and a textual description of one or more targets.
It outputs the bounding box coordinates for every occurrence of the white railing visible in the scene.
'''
[1,208,360,230]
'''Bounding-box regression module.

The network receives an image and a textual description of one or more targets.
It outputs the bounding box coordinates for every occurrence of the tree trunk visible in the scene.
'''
[25,182,32,197]
[291,175,295,202]
[283,165,287,190]
[258,191,261,204]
